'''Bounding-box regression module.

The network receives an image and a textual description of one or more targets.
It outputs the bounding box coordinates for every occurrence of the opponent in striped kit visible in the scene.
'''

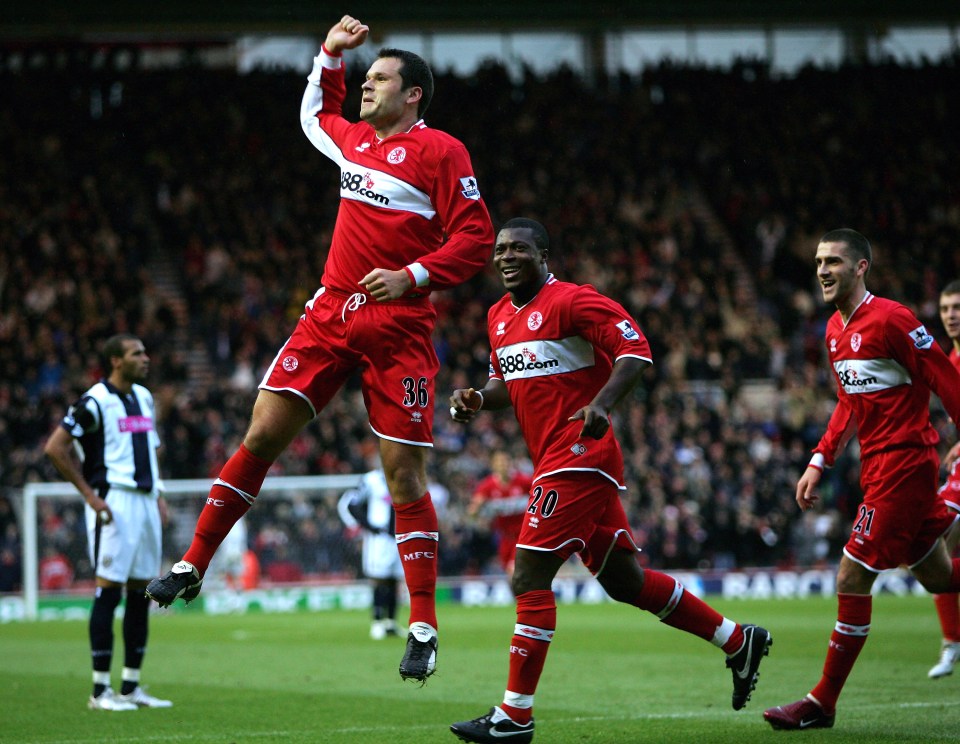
[45,334,173,711]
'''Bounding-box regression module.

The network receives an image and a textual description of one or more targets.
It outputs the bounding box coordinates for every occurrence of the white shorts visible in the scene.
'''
[86,486,162,583]
[362,532,403,580]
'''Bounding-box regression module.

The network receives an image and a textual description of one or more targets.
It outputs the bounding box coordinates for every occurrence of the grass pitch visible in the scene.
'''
[3,594,959,743]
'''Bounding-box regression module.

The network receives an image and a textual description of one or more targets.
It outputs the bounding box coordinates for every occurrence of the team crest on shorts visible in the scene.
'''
[527,312,543,330]
[282,356,299,372]
[850,333,862,352]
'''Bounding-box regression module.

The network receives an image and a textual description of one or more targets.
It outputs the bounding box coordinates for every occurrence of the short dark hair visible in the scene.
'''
[942,280,960,296]
[378,48,434,117]
[820,228,872,269]
[101,333,139,368]
[500,217,550,254]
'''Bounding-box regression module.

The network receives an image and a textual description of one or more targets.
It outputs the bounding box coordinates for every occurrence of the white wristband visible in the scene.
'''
[405,262,430,288]
[473,390,484,411]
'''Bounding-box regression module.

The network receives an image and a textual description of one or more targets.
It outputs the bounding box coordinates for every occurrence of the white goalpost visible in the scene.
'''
[20,474,362,621]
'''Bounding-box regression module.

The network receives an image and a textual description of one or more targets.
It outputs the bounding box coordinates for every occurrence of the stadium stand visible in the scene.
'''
[2,48,958,590]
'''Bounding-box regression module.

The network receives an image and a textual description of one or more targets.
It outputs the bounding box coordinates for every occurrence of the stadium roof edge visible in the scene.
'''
[2,0,959,37]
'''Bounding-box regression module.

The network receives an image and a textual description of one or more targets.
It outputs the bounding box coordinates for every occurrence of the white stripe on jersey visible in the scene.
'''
[339,165,436,219]
[832,357,911,395]
[494,337,595,381]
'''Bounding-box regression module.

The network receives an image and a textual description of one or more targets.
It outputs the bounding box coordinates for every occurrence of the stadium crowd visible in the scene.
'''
[2,45,959,591]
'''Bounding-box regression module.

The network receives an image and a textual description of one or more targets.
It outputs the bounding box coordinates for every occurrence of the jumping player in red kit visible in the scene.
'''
[147,14,493,684]
[447,218,771,743]
[764,230,960,729]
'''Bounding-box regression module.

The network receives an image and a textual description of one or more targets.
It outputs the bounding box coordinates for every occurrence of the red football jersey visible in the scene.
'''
[816,292,960,465]
[487,276,652,485]
[473,471,533,536]
[301,50,493,295]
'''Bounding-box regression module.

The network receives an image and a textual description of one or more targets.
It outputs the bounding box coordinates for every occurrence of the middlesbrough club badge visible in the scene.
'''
[527,312,543,331]
[282,356,299,372]
[850,333,862,352]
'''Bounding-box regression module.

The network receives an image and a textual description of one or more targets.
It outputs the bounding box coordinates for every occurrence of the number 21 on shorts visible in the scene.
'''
[853,504,875,535]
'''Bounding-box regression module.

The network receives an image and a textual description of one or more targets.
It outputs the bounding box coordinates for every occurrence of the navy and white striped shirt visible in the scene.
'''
[61,379,162,495]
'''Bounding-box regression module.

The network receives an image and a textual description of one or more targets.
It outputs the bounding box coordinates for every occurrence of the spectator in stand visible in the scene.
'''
[3,47,960,591]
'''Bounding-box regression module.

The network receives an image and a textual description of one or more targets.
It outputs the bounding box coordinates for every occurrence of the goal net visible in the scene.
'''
[19,474,362,620]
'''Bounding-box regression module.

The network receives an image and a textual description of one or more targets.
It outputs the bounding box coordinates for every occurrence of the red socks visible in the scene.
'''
[183,444,272,575]
[501,589,556,725]
[934,559,960,642]
[810,592,872,713]
[634,569,743,653]
[934,593,960,642]
[394,492,439,630]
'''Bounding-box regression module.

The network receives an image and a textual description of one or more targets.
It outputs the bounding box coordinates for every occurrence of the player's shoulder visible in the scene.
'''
[865,293,906,315]
[415,122,466,150]
[533,275,581,301]
[83,380,111,402]
[488,293,514,318]
[132,382,153,399]
[409,123,472,165]
[864,293,921,330]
